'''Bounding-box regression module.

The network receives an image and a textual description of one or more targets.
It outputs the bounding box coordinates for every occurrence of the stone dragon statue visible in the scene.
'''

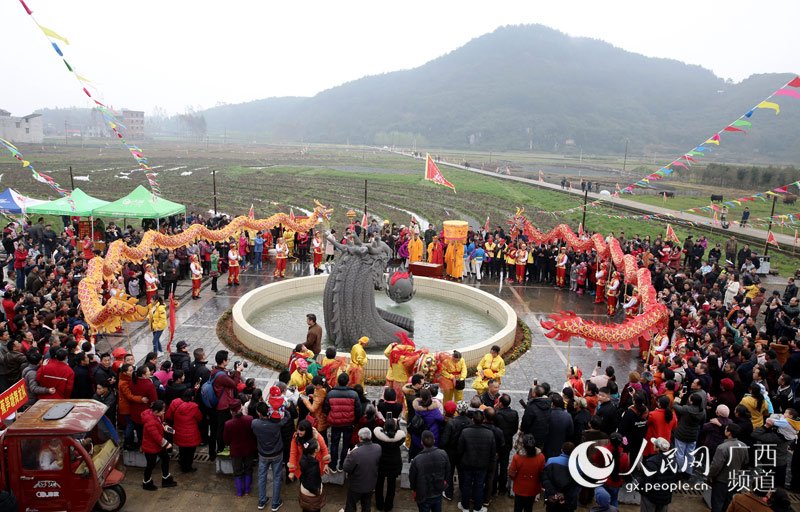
[506,208,669,351]
[78,200,333,333]
[323,236,414,350]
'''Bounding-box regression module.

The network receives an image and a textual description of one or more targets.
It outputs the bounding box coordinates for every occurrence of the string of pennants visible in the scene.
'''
[532,76,800,217]
[623,76,800,194]
[582,209,800,229]
[0,138,74,209]
[543,180,800,221]
[16,0,161,199]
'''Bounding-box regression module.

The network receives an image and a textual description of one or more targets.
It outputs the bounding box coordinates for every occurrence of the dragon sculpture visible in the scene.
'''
[507,208,669,351]
[78,200,333,333]
[323,236,414,350]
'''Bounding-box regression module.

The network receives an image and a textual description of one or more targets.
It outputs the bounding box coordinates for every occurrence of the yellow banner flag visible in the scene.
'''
[38,24,70,45]
[22,160,30,167]
[704,138,720,146]
[757,101,780,115]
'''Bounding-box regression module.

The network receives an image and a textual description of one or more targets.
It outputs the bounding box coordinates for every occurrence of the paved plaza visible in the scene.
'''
[106,258,639,408]
[104,258,671,511]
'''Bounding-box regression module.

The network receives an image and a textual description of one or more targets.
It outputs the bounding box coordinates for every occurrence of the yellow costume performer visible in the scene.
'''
[384,333,417,411]
[439,351,467,403]
[445,241,465,279]
[408,235,424,264]
[349,336,369,387]
[289,359,313,389]
[477,349,505,384]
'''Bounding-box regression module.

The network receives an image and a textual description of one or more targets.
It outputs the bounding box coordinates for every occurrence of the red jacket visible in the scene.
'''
[14,248,27,269]
[129,377,158,424]
[36,359,74,399]
[223,414,257,457]
[165,399,203,447]
[141,409,168,454]
[211,367,241,411]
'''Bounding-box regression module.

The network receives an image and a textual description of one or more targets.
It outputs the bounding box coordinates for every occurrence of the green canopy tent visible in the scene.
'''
[26,188,111,239]
[26,188,109,216]
[91,185,186,228]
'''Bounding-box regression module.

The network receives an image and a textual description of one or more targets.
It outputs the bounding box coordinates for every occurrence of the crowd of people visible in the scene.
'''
[2,210,800,512]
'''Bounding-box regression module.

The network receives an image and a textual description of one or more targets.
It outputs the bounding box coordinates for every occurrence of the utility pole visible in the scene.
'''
[363,179,368,240]
[581,187,589,232]
[69,166,75,190]
[622,139,629,173]
[764,195,778,256]
[212,169,217,215]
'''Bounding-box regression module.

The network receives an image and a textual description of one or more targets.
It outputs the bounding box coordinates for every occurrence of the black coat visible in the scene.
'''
[165,381,190,406]
[342,440,382,493]
[640,452,678,505]
[543,409,573,460]
[458,424,496,470]
[571,409,591,445]
[595,401,619,435]
[373,427,406,477]
[542,457,580,510]
[440,415,471,455]
[92,364,116,386]
[495,407,520,451]
[521,397,552,441]
[72,365,93,399]
[409,447,450,503]
[170,351,191,374]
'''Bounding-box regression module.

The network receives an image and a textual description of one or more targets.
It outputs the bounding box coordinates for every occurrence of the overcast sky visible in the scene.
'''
[2,0,798,116]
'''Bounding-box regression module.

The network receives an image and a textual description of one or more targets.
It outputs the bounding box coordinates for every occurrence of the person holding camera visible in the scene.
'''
[211,350,244,455]
[141,400,178,491]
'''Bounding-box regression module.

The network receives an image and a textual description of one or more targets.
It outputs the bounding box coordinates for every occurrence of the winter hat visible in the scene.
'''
[716,405,730,418]
[650,437,670,452]
[456,400,470,415]
[229,401,242,413]
[268,387,286,420]
[269,386,282,398]
[594,487,611,507]
[444,401,457,416]
[721,378,734,391]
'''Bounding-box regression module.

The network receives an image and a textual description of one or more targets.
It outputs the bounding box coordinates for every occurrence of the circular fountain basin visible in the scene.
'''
[231,275,518,379]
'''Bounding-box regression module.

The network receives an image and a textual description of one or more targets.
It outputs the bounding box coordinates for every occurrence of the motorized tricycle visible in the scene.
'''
[0,400,126,511]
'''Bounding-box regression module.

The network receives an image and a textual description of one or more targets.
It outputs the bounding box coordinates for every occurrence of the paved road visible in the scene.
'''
[400,152,796,246]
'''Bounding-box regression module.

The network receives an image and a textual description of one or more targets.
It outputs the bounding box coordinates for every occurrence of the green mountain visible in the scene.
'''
[201,24,800,161]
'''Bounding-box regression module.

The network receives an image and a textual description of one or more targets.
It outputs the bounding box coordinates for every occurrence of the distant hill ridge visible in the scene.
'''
[41,25,800,161]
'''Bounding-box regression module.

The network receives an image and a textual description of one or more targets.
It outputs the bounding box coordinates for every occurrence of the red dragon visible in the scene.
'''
[508,208,669,351]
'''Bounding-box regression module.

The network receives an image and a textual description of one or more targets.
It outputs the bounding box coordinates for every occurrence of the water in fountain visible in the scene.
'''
[247,291,503,352]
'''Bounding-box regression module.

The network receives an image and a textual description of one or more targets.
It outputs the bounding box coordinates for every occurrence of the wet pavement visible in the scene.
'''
[105,259,650,511]
[105,259,639,404]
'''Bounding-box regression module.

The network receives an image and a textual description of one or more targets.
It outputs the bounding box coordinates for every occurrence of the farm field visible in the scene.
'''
[1,141,797,275]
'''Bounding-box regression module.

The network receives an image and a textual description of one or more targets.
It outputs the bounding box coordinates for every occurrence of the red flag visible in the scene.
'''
[663,192,667,202]
[665,224,680,244]
[248,203,254,219]
[788,76,800,88]
[539,170,544,183]
[615,183,621,191]
[361,211,368,228]
[713,211,718,225]
[578,222,583,236]
[484,216,490,232]
[289,208,295,222]
[167,292,176,353]
[424,153,456,193]
[506,167,510,175]
[795,229,798,246]
[767,231,780,248]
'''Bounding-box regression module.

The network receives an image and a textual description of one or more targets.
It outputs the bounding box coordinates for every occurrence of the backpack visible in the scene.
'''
[201,371,223,408]
[408,413,426,436]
